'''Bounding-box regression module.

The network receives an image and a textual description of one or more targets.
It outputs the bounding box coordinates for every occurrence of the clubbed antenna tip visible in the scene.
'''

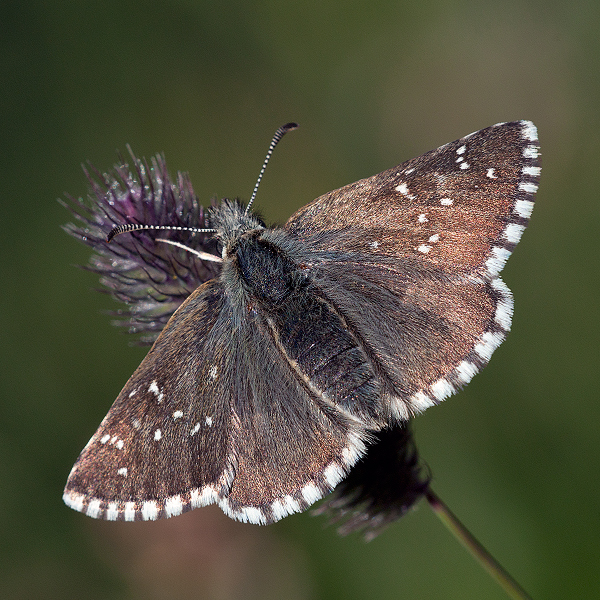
[245,122,299,215]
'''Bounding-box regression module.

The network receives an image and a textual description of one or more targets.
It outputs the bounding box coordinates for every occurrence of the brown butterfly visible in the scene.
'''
[63,121,540,525]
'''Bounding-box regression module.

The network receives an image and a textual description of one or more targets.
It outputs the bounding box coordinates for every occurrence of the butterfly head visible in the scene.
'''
[208,199,265,259]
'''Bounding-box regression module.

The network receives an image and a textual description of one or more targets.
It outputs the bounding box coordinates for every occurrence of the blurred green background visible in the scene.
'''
[2,1,598,598]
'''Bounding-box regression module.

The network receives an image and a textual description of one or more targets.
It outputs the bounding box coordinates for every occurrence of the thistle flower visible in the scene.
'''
[61,148,220,344]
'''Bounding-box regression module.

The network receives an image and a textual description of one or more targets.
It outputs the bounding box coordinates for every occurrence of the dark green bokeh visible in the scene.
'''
[2,1,598,598]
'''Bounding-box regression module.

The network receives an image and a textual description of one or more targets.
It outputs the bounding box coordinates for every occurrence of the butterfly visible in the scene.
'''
[63,120,540,525]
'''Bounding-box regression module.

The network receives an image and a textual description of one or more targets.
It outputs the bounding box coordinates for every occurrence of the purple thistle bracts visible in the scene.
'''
[61,148,220,344]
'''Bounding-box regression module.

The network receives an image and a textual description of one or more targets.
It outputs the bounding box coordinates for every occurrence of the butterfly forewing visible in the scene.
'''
[64,281,235,520]
[285,121,539,277]
[284,120,540,416]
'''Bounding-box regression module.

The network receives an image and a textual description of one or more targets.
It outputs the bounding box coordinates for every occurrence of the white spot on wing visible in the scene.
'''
[514,199,534,219]
[205,416,213,427]
[491,278,513,330]
[154,428,162,441]
[459,162,469,170]
[208,365,218,380]
[191,486,218,508]
[503,223,526,244]
[523,145,539,159]
[417,244,432,254]
[271,495,301,521]
[284,495,301,513]
[341,431,367,467]
[521,120,538,141]
[428,234,440,243]
[454,360,479,385]
[456,145,466,154]
[323,462,344,488]
[410,391,435,412]
[474,331,506,362]
[519,182,538,194]
[431,378,456,401]
[395,181,415,199]
[341,445,359,466]
[165,495,183,518]
[440,198,453,206]
[486,168,498,179]
[100,434,110,444]
[390,397,410,419]
[106,502,119,521]
[63,491,85,513]
[148,380,164,403]
[141,501,159,521]
[218,500,267,525]
[190,422,201,435]
[396,182,409,195]
[173,410,183,420]
[270,500,287,521]
[124,502,136,521]
[86,499,102,519]
[117,467,128,477]
[283,494,301,513]
[522,166,541,177]
[301,482,322,504]
[495,297,513,330]
[485,246,511,277]
[239,506,266,524]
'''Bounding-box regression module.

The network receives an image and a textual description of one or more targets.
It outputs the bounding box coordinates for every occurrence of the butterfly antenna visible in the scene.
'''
[245,122,298,215]
[108,123,298,241]
[107,223,215,243]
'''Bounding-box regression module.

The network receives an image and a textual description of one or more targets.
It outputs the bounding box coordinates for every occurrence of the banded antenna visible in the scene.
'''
[107,122,298,246]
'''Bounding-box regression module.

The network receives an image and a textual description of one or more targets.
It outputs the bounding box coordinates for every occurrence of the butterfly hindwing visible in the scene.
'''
[309,259,512,416]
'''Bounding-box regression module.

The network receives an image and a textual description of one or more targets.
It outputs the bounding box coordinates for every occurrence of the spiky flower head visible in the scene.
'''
[61,148,220,344]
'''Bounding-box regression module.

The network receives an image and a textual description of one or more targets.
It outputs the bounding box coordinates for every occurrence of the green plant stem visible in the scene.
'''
[425,488,532,600]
